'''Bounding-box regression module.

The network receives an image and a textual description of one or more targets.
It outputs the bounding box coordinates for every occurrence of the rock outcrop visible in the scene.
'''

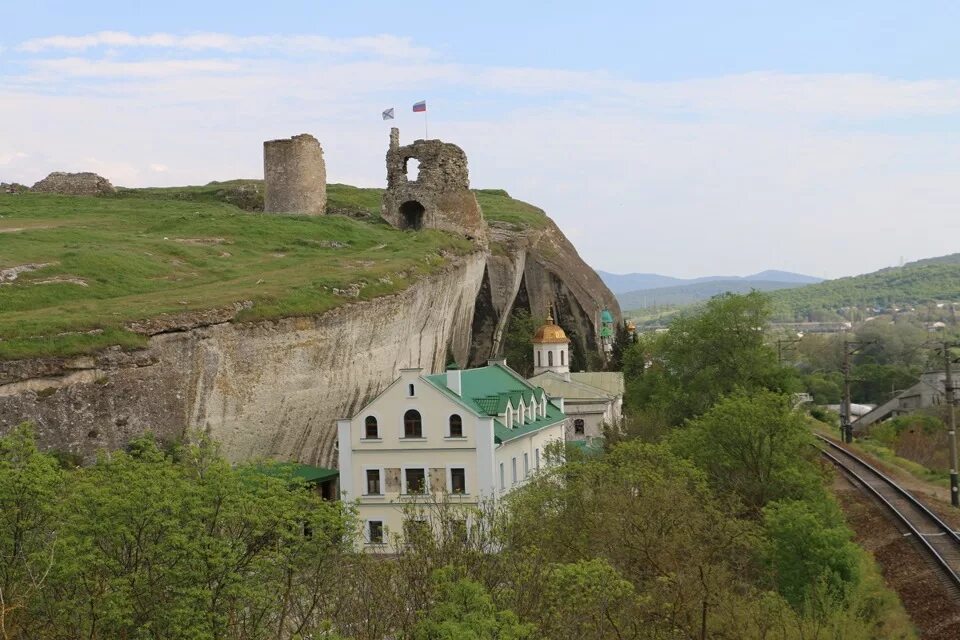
[0,254,486,466]
[31,172,115,196]
[469,219,621,366]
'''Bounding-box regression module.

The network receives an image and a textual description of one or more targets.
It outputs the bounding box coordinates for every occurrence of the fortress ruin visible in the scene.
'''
[263,134,327,215]
[381,128,486,243]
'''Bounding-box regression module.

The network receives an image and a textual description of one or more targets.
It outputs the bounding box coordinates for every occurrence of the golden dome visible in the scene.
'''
[533,309,569,344]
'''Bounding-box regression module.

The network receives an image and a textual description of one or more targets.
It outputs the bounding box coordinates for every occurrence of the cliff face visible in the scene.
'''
[0,254,486,466]
[0,188,620,465]
[469,218,622,366]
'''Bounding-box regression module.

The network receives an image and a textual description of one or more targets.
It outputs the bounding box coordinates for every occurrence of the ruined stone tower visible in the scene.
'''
[263,134,327,215]
[381,128,487,243]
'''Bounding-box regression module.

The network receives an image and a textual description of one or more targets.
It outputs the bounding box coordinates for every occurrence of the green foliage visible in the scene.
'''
[669,390,821,514]
[409,568,534,640]
[624,292,792,425]
[762,499,861,613]
[501,310,536,377]
[772,256,960,320]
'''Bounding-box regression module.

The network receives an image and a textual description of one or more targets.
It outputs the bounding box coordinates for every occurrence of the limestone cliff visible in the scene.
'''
[0,254,485,466]
[469,218,622,366]
[0,186,619,466]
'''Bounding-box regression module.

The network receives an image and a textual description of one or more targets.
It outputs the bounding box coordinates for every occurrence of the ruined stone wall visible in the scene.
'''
[31,172,115,196]
[263,134,327,215]
[381,128,487,243]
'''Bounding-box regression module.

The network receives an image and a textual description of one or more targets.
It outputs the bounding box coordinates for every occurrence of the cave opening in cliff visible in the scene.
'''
[399,200,425,230]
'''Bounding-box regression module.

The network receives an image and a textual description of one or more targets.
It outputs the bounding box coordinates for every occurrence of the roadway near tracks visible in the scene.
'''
[816,434,960,598]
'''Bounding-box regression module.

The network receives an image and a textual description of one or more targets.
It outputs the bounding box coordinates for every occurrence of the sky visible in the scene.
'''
[2,1,960,279]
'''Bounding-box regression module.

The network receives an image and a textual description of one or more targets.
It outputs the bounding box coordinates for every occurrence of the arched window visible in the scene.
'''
[404,409,422,438]
[364,416,379,439]
[574,419,585,435]
[449,414,463,438]
[548,351,554,367]
[560,350,565,366]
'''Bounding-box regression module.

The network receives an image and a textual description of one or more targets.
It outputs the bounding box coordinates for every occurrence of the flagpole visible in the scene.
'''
[424,110,429,139]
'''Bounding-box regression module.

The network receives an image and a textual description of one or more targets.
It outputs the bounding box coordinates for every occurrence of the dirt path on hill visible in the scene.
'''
[833,471,960,639]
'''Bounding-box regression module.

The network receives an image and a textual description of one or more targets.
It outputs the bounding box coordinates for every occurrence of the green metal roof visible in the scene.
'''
[256,462,339,484]
[600,326,613,337]
[424,364,565,444]
[601,309,614,323]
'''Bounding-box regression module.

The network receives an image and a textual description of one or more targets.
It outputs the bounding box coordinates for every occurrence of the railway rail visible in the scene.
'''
[816,434,960,595]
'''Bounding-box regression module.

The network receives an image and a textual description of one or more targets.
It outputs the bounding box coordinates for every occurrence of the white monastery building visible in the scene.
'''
[337,360,567,550]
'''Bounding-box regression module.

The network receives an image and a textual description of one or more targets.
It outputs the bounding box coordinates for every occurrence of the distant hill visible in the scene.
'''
[598,269,821,295]
[771,253,960,320]
[619,280,809,310]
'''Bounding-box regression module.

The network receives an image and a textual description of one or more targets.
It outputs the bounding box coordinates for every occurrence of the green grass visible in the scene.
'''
[473,189,549,229]
[0,190,473,360]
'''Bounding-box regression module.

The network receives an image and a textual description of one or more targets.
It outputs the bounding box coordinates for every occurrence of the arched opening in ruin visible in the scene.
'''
[405,157,421,182]
[399,200,425,230]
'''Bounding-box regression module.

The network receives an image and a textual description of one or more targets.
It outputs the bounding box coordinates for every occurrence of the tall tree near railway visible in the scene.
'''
[624,292,794,426]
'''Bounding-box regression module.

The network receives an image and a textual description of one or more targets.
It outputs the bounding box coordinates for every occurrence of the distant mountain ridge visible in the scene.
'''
[596,269,821,295]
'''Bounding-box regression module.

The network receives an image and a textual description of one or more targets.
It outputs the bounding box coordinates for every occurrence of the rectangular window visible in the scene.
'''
[405,468,426,494]
[523,453,529,477]
[499,462,505,490]
[450,467,466,494]
[535,448,541,470]
[368,520,384,544]
[511,457,517,485]
[408,383,415,397]
[365,469,381,495]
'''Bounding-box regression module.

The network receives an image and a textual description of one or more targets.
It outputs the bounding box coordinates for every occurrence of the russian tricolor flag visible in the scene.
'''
[412,100,427,113]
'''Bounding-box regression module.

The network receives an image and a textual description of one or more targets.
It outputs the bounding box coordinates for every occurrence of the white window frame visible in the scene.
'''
[400,406,426,440]
[447,413,465,438]
[523,452,529,477]
[401,465,430,495]
[447,465,468,495]
[362,414,381,440]
[499,462,505,490]
[511,457,517,485]
[362,466,385,496]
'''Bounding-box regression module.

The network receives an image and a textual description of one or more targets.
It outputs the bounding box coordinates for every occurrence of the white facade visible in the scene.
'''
[529,371,624,442]
[338,364,566,550]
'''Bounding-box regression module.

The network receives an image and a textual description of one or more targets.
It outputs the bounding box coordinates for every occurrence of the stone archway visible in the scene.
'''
[399,200,425,230]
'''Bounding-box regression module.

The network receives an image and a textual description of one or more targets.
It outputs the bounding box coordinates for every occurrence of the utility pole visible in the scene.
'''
[942,342,959,507]
[841,341,873,444]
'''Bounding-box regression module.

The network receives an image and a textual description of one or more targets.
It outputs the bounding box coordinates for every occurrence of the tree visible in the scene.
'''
[607,322,633,372]
[762,500,861,614]
[625,292,792,425]
[502,310,536,377]
[668,390,820,514]
[409,568,535,640]
[0,424,62,639]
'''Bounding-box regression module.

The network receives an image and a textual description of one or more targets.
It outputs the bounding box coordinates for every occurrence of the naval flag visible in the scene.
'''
[412,100,427,113]
[382,108,394,120]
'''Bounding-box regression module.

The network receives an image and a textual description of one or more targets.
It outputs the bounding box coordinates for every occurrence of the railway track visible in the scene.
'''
[816,434,960,595]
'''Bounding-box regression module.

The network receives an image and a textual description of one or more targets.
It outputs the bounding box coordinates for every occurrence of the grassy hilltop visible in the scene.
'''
[0,183,548,361]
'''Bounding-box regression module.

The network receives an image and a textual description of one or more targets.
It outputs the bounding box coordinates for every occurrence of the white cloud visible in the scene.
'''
[149,164,168,173]
[17,31,432,59]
